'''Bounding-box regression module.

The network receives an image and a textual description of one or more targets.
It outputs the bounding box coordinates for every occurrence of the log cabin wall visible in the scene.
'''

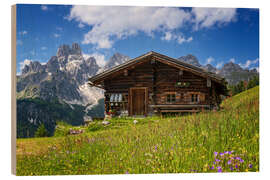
[102,55,218,116]
[103,57,155,115]
[154,60,211,105]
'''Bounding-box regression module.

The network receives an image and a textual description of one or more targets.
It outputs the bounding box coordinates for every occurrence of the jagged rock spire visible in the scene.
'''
[57,43,82,57]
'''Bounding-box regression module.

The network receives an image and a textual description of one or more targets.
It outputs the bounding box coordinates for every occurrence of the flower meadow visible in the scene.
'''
[16,86,259,175]
[209,151,254,172]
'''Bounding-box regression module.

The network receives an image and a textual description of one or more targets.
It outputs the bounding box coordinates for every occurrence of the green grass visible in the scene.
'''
[16,86,259,175]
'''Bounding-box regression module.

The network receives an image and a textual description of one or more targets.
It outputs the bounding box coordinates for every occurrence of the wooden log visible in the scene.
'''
[150,104,210,108]
[160,109,199,113]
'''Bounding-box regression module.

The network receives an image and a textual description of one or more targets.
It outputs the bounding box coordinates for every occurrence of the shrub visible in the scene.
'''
[87,122,105,132]
[54,121,72,137]
[34,124,49,137]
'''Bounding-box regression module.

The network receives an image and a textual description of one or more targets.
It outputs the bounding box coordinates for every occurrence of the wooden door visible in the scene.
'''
[130,88,147,116]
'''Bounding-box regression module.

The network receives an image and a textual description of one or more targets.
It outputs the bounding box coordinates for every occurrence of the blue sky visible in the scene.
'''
[16,4,259,74]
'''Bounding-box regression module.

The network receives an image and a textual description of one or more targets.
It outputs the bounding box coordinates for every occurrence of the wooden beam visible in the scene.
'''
[150,104,210,108]
[87,82,104,89]
[160,109,199,113]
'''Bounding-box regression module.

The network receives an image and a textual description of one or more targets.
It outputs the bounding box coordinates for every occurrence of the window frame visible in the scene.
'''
[166,93,176,103]
[191,94,199,103]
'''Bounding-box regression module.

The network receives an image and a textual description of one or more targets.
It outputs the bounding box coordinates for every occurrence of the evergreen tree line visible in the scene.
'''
[228,75,259,96]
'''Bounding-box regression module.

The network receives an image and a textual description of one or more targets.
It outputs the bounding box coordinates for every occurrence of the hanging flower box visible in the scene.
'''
[107,109,117,116]
[175,82,190,87]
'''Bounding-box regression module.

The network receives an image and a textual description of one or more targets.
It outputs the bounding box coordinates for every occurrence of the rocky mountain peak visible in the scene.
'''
[220,62,243,75]
[57,44,71,57]
[178,54,202,67]
[71,43,82,56]
[85,57,98,67]
[46,56,60,73]
[22,61,44,75]
[104,52,130,69]
[57,43,82,57]
[204,64,217,73]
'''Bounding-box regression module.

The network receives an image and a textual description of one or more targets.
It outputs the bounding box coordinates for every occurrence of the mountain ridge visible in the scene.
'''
[17,43,131,137]
[177,54,258,84]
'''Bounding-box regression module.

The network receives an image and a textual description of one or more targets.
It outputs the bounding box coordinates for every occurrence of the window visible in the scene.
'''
[110,93,123,102]
[167,94,176,103]
[191,94,199,102]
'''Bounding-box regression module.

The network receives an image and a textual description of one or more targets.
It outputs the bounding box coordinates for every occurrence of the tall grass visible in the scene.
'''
[16,86,259,175]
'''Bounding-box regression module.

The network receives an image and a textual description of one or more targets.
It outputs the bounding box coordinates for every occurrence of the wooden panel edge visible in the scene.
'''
[11,4,17,175]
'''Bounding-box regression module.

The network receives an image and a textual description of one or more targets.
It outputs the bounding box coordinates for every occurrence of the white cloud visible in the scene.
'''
[41,5,48,11]
[68,6,191,49]
[53,33,60,38]
[229,58,235,63]
[177,36,193,44]
[78,22,85,28]
[19,31,27,35]
[83,53,106,67]
[41,46,47,50]
[67,6,238,49]
[161,32,173,41]
[206,56,214,64]
[240,58,259,69]
[216,61,224,69]
[161,31,193,44]
[192,8,237,30]
[19,59,32,74]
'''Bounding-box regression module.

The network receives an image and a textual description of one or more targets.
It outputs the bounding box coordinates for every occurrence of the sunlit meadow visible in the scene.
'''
[16,86,259,175]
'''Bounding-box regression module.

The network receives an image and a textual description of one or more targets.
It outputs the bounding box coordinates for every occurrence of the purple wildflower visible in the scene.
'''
[227,160,232,165]
[210,166,215,170]
[235,165,239,169]
[217,166,222,172]
[230,167,234,171]
[215,158,221,162]
[220,153,224,156]
[214,152,218,156]
[249,164,253,168]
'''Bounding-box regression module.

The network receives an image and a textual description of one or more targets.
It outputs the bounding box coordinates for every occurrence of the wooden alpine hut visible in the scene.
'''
[88,51,227,117]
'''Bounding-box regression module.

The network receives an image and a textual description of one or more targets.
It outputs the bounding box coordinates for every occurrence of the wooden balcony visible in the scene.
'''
[150,104,210,113]
[149,104,210,108]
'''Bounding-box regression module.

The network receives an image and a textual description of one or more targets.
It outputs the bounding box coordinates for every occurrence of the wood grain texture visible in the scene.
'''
[11,4,17,175]
[102,55,224,115]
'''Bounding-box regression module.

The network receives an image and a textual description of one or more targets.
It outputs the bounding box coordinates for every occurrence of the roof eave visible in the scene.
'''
[89,51,225,85]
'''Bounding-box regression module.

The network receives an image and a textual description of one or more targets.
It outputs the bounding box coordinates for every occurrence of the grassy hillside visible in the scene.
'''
[16,86,259,175]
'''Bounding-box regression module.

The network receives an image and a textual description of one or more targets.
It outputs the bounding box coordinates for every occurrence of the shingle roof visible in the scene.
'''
[89,51,225,85]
